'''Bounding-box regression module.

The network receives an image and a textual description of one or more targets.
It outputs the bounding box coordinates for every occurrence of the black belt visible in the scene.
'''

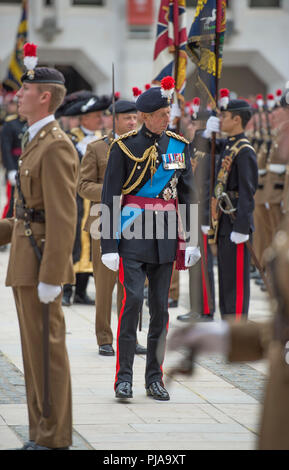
[16,205,45,223]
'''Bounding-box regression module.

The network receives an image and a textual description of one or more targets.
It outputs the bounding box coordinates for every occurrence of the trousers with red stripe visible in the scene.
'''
[116,257,173,389]
[217,235,251,319]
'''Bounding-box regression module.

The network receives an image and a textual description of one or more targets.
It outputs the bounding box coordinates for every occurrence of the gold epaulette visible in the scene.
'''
[111,130,138,146]
[166,130,189,145]
[5,114,18,122]
[69,127,85,143]
[231,138,255,156]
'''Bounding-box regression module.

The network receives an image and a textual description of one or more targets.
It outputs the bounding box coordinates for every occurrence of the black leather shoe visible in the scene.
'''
[74,293,95,305]
[99,344,115,356]
[177,311,201,322]
[146,382,170,401]
[115,382,133,399]
[168,298,178,308]
[62,294,71,307]
[135,343,147,355]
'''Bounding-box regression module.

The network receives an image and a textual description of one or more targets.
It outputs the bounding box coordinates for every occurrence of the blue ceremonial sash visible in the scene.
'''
[117,136,185,239]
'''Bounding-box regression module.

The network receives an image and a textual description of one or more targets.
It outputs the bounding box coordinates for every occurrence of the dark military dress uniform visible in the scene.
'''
[213,132,258,318]
[1,114,26,218]
[101,113,197,397]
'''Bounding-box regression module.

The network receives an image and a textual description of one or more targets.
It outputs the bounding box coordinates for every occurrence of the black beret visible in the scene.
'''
[63,94,112,116]
[55,90,94,118]
[222,99,252,113]
[21,67,65,85]
[136,87,172,113]
[108,100,137,115]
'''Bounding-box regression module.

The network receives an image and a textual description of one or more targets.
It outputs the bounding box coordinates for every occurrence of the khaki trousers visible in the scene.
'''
[92,238,123,346]
[253,204,272,269]
[267,203,283,242]
[13,286,72,448]
[169,264,179,301]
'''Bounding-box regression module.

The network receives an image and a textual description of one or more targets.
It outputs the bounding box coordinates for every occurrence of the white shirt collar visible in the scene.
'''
[28,115,55,142]
[80,125,95,136]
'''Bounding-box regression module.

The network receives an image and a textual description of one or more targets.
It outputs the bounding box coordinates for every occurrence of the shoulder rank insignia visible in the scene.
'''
[112,130,138,145]
[166,130,189,145]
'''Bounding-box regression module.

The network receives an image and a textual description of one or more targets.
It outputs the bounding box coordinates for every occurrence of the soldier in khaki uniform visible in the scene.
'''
[78,100,146,356]
[62,94,111,306]
[263,103,286,242]
[0,46,78,450]
[248,109,272,272]
[168,216,289,450]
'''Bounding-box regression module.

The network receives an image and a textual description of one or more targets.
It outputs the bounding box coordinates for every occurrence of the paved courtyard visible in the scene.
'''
[0,242,271,451]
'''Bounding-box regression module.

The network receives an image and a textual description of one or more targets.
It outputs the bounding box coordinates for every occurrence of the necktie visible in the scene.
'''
[21,130,30,151]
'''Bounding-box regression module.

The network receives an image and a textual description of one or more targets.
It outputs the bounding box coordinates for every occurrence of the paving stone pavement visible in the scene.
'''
[0,241,271,451]
[0,172,272,451]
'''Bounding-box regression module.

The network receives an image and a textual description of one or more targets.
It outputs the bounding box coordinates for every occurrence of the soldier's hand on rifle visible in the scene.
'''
[185,246,201,267]
[101,252,120,271]
[38,282,62,304]
[203,116,220,138]
[230,231,249,244]
[168,321,230,356]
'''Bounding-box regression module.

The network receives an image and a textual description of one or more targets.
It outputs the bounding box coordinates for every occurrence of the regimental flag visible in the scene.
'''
[3,0,28,91]
[186,0,226,109]
[152,0,187,101]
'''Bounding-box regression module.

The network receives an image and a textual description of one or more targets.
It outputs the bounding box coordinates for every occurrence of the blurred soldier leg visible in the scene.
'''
[218,235,251,320]
[253,204,272,270]
[13,286,72,449]
[267,203,283,243]
[177,233,215,322]
[92,237,120,355]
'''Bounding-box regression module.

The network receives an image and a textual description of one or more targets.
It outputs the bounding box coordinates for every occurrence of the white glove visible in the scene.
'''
[101,253,120,271]
[38,282,62,304]
[203,116,220,138]
[168,321,230,356]
[8,170,17,186]
[201,225,210,235]
[185,246,201,267]
[230,231,249,244]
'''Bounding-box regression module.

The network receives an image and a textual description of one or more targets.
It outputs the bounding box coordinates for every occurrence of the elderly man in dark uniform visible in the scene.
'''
[78,99,147,357]
[204,99,258,319]
[101,77,200,401]
[0,44,78,450]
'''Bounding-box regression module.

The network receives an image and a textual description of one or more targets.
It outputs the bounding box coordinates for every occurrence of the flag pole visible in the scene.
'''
[208,0,224,245]
[173,0,180,134]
